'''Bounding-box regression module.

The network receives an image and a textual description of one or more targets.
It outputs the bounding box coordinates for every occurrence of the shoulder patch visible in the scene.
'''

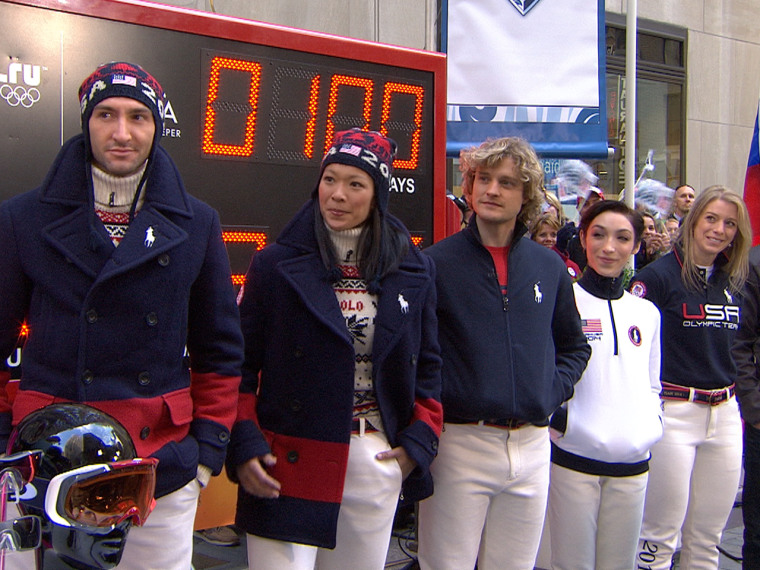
[630,281,647,298]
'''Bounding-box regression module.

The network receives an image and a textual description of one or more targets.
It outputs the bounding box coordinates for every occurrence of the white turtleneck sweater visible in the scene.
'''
[92,163,147,246]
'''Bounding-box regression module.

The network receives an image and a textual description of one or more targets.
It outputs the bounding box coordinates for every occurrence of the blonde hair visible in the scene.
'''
[530,213,561,240]
[460,137,544,228]
[678,185,750,293]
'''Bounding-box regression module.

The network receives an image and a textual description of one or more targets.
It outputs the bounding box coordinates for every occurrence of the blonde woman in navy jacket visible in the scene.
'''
[228,129,442,570]
[631,186,751,569]
[548,200,663,569]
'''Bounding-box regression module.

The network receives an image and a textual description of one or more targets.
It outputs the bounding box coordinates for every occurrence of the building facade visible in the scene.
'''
[158,0,760,196]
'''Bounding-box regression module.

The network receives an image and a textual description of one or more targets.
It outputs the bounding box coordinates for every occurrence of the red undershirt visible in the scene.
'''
[485,245,509,296]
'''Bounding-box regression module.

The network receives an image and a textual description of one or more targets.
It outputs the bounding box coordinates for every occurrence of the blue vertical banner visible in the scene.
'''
[444,0,608,158]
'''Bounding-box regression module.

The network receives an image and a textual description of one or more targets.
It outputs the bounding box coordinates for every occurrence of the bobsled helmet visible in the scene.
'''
[8,404,157,570]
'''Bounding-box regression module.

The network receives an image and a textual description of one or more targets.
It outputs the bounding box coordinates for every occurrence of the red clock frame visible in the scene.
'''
[1,0,446,287]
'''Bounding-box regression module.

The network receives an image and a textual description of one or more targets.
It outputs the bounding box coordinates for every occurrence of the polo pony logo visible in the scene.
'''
[144,226,155,248]
[398,294,409,314]
[507,0,542,16]
[534,282,543,304]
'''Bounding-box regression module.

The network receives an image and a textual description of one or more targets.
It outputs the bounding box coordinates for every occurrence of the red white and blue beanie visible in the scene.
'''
[318,128,397,214]
[78,62,166,148]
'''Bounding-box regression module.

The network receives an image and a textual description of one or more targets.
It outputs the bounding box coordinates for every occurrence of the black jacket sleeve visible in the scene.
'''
[733,247,760,425]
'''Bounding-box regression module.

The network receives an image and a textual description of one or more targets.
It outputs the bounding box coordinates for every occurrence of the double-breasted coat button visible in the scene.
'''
[218,432,229,443]
[410,354,418,366]
[293,347,304,358]
[82,370,94,385]
[146,312,158,326]
[158,254,170,267]
[431,440,438,452]
[138,372,151,386]
[140,427,150,440]
[287,451,299,463]
[85,309,98,323]
[290,399,303,412]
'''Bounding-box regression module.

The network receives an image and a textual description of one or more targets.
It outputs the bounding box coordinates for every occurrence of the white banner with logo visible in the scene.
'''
[445,0,607,158]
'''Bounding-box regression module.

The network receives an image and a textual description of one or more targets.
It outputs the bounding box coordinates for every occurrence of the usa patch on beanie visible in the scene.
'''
[321,128,397,213]
[78,62,166,133]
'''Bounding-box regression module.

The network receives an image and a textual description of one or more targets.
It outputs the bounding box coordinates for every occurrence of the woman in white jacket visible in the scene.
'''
[548,200,663,569]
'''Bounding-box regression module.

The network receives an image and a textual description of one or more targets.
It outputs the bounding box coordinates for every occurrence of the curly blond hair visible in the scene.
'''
[459,137,544,228]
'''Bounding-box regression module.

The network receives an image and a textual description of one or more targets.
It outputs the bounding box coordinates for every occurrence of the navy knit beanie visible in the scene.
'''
[316,128,397,213]
[78,62,166,154]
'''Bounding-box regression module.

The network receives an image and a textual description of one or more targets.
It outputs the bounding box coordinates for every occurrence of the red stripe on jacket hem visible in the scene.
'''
[263,430,349,504]
[11,389,193,459]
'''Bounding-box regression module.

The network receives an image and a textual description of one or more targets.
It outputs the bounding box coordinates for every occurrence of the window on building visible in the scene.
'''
[598,16,686,199]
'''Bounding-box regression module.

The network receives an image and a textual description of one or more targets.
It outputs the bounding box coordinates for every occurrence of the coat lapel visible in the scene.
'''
[41,205,188,282]
[99,207,188,280]
[37,136,193,283]
[372,265,429,366]
[277,254,353,345]
[42,207,114,279]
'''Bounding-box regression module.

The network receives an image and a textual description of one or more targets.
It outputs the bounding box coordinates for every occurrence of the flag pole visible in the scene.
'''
[624,0,637,209]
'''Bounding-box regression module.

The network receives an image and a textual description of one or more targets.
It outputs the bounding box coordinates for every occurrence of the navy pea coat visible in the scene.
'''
[227,201,442,548]
[0,135,244,497]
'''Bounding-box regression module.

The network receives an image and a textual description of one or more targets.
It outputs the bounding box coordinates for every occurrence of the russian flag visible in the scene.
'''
[744,99,760,246]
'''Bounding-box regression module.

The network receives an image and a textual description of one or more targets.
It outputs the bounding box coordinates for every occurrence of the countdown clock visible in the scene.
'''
[0,0,446,288]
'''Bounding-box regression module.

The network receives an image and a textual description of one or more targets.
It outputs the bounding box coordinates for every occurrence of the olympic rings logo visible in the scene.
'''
[1,84,41,108]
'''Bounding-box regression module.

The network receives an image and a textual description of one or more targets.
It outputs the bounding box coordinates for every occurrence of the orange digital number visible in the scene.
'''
[222,230,268,286]
[202,57,262,157]
[324,74,374,155]
[381,82,424,170]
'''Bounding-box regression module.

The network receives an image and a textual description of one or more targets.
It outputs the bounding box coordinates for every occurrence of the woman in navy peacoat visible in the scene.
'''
[227,129,442,567]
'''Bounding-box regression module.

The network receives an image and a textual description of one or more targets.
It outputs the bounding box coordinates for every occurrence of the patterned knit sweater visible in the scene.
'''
[92,164,146,245]
[327,226,383,432]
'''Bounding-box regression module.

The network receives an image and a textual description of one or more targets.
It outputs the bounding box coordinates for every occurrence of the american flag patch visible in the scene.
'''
[112,74,137,87]
[339,144,363,156]
[581,319,602,334]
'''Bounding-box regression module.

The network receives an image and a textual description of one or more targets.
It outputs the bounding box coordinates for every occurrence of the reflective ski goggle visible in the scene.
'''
[0,515,42,552]
[0,450,43,487]
[44,458,158,529]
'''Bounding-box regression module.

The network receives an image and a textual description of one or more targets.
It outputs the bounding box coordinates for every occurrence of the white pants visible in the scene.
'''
[637,398,742,570]
[117,478,201,569]
[548,463,648,569]
[2,477,200,570]
[247,431,402,570]
[417,423,550,570]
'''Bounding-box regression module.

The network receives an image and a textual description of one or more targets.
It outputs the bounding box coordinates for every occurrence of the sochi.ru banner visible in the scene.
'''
[444,0,608,158]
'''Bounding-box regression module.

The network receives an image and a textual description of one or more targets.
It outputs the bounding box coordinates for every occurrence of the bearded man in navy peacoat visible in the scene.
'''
[0,62,243,569]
